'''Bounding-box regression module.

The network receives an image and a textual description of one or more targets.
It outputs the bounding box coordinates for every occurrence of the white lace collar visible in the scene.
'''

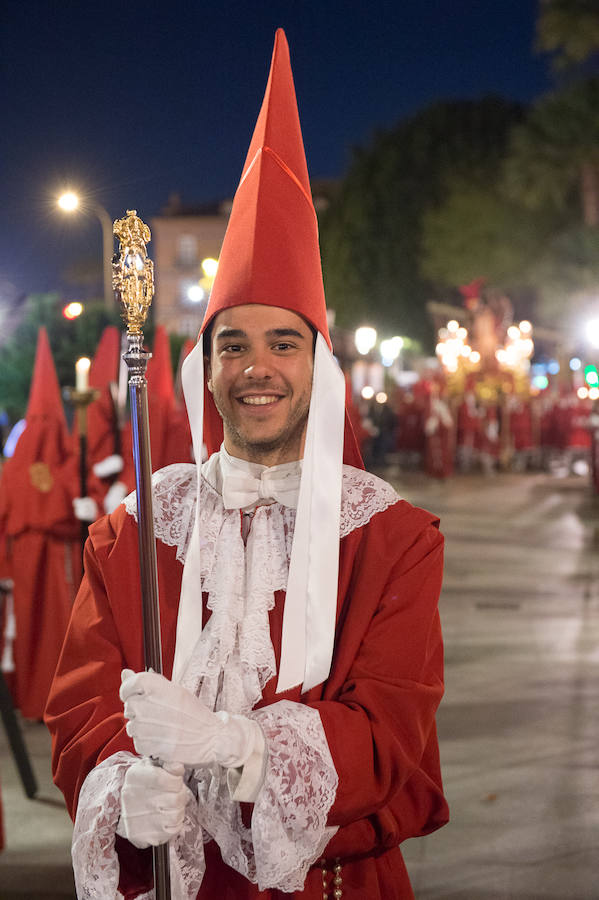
[123,462,400,566]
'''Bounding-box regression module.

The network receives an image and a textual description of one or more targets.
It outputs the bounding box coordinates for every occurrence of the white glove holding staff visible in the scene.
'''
[120,669,261,770]
[117,757,189,849]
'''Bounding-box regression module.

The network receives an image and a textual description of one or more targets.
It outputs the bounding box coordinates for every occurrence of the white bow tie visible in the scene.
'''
[221,469,301,510]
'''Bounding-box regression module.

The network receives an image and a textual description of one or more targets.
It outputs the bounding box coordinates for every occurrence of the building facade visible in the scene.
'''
[151,195,231,336]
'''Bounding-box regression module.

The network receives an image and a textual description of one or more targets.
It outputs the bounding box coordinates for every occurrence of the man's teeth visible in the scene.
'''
[241,396,278,405]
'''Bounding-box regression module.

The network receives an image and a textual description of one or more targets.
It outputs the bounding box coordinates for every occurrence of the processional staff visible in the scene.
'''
[112,210,171,900]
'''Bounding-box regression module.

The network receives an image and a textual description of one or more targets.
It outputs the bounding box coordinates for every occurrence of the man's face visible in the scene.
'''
[206,304,314,466]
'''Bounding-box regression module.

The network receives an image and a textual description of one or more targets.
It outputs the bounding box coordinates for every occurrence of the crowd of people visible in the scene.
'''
[357,378,599,487]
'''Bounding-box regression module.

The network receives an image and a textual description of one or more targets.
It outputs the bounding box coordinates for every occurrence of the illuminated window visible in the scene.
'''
[177,234,198,265]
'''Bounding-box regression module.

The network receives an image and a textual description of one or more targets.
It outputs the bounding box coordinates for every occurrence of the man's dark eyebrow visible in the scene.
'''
[265,328,306,340]
[214,328,247,342]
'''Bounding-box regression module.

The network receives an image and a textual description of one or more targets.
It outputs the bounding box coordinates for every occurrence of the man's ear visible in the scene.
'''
[205,358,213,393]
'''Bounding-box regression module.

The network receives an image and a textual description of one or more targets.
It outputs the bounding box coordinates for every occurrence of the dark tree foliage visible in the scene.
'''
[0,294,122,422]
[536,0,599,71]
[319,96,524,349]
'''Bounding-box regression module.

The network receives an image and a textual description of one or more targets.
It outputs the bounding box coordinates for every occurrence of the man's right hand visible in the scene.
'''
[116,757,189,849]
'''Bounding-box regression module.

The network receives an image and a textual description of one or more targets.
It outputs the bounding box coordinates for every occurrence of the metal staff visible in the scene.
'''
[112,210,171,900]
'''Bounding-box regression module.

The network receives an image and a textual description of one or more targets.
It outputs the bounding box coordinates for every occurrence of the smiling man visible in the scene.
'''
[207,305,314,465]
[46,29,448,900]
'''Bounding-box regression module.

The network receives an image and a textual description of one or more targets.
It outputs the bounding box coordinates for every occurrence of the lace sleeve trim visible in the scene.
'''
[72,751,205,900]
[123,463,399,561]
[250,701,339,892]
[192,701,338,892]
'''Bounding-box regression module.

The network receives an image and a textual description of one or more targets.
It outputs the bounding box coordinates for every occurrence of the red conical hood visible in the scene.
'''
[87,326,121,464]
[146,326,175,407]
[201,29,330,345]
[0,328,78,538]
[90,326,120,390]
[26,328,65,423]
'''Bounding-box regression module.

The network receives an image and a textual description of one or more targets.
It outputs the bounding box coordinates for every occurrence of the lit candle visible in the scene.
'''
[76,357,91,392]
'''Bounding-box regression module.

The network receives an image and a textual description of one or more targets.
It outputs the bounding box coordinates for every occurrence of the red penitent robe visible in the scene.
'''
[46,466,448,899]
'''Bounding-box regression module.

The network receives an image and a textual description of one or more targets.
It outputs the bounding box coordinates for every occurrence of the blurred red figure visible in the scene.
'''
[424,381,454,479]
[0,329,81,719]
[146,326,194,470]
[456,378,480,473]
[505,395,534,471]
[396,386,426,469]
[476,403,500,475]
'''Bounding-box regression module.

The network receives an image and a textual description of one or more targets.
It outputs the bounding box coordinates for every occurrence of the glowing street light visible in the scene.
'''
[201,257,219,278]
[355,326,377,355]
[63,301,84,319]
[58,191,79,212]
[57,189,114,310]
[585,318,599,350]
[380,335,403,367]
[187,284,205,304]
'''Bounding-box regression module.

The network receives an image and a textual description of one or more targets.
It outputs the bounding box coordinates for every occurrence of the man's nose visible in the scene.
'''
[244,347,273,378]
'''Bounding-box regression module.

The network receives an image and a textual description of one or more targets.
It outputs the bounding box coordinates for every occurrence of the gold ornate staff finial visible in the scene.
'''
[112,209,154,334]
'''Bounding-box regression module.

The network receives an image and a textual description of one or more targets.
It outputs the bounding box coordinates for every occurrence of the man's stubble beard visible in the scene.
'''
[211,384,312,460]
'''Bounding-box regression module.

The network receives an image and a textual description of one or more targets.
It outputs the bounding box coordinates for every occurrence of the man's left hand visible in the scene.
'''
[120,669,260,770]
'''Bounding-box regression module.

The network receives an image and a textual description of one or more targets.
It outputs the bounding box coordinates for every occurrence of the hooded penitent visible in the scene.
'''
[0,328,80,719]
[178,29,360,693]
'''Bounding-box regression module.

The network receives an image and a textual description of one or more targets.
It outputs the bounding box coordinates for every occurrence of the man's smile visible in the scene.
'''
[240,396,279,405]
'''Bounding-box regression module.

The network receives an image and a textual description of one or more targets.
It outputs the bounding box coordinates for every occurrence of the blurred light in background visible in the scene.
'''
[63,301,83,319]
[187,284,205,303]
[355,327,377,355]
[57,191,79,211]
[201,257,219,278]
[585,318,599,349]
[532,374,549,390]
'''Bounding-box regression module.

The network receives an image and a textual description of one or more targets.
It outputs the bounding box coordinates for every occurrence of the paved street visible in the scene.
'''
[1,470,598,898]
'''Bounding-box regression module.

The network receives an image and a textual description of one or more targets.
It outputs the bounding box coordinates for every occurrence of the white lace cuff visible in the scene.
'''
[249,700,338,892]
[72,751,206,900]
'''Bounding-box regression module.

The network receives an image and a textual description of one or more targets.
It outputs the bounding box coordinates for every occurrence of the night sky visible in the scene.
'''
[1,0,551,302]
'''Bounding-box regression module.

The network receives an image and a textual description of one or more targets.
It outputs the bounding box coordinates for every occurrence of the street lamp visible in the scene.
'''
[57,191,114,311]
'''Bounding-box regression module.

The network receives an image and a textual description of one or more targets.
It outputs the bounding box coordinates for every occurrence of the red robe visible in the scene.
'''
[0,329,82,719]
[46,466,448,898]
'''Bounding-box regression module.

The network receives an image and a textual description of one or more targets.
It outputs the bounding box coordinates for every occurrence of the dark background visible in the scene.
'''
[1,0,550,299]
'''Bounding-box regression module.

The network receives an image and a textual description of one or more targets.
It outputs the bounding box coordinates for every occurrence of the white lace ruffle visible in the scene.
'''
[72,751,205,900]
[122,462,399,559]
[114,461,397,892]
[251,701,338,891]
[187,701,338,892]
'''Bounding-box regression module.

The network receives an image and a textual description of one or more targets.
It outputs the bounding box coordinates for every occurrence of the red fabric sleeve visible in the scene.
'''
[311,513,448,855]
[44,515,138,819]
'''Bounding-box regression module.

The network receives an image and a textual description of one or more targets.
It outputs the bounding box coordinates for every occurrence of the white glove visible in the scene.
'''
[120,669,260,769]
[93,454,124,478]
[103,480,127,514]
[116,757,188,849]
[73,496,99,522]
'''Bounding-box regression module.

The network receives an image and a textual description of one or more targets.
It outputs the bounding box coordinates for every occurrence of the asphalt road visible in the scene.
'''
[1,469,598,899]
